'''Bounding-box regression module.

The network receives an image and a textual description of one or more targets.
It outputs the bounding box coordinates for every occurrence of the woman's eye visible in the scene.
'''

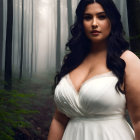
[83,16,92,20]
[98,15,106,19]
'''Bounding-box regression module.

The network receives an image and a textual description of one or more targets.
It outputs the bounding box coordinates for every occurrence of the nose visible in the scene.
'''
[92,17,98,28]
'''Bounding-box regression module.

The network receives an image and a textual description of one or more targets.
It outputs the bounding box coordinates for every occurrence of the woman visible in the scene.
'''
[48,0,140,139]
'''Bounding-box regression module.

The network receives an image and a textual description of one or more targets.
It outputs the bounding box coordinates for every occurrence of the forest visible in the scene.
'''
[0,0,140,139]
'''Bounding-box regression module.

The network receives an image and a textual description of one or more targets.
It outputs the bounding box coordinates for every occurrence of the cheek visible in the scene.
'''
[102,21,111,33]
[83,21,90,30]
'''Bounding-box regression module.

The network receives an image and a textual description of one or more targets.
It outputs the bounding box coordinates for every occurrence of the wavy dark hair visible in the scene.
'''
[52,0,129,94]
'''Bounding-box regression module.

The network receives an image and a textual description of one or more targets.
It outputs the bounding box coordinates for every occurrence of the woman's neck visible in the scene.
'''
[90,41,108,54]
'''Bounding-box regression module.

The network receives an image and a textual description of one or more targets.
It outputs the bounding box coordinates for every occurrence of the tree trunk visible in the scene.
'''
[19,0,24,80]
[56,0,61,72]
[4,0,13,90]
[31,0,34,78]
[127,0,140,52]
[0,0,3,75]
[67,0,73,39]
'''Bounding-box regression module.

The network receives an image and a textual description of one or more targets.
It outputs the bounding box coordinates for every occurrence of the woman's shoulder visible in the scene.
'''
[120,50,140,79]
[120,50,140,64]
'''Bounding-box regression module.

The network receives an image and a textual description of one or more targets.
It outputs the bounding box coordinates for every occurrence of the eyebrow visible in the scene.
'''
[84,12,106,16]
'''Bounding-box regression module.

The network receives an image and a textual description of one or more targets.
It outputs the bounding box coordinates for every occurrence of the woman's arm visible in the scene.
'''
[121,50,140,140]
[47,108,70,140]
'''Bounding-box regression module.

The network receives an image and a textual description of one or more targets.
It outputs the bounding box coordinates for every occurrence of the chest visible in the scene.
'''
[69,68,112,93]
[54,74,126,117]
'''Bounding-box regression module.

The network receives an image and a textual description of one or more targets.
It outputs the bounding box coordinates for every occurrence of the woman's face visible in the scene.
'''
[83,2,111,43]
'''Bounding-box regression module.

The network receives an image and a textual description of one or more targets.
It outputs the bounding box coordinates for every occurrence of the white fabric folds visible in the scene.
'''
[54,71,135,140]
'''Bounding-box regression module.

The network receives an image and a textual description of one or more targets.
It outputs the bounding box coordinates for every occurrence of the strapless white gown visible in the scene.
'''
[54,71,135,140]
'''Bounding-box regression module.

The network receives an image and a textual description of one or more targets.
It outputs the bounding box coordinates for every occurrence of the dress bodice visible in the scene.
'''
[54,71,126,119]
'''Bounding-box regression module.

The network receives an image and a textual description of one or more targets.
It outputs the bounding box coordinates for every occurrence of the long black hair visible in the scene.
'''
[52,0,129,94]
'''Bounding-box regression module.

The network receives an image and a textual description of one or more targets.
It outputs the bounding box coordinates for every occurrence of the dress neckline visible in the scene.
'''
[66,71,114,95]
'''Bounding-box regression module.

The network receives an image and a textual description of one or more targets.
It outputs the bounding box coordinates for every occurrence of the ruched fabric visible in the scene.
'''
[54,71,135,140]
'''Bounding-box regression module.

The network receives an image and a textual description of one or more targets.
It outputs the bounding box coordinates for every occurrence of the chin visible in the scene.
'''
[90,39,105,43]
[89,37,108,43]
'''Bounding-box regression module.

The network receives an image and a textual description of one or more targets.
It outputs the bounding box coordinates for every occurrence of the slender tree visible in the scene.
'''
[19,0,24,80]
[34,1,38,74]
[4,0,13,90]
[0,0,3,75]
[30,0,34,78]
[56,0,61,71]
[127,0,140,52]
[67,0,73,39]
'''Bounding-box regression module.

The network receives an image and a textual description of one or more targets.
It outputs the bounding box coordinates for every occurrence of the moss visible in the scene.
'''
[0,89,38,139]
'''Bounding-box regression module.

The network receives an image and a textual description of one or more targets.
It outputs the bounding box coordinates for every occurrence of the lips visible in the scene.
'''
[91,30,101,33]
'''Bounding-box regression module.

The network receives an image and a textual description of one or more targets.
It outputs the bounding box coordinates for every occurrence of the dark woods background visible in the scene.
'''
[127,0,140,53]
[0,0,140,140]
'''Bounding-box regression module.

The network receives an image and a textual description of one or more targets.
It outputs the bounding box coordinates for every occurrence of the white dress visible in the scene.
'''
[54,71,135,140]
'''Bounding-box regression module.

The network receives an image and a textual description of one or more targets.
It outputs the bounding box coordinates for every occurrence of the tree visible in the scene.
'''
[30,0,34,78]
[56,0,61,72]
[127,0,140,52]
[19,0,24,80]
[4,0,13,90]
[0,0,3,75]
[67,0,73,39]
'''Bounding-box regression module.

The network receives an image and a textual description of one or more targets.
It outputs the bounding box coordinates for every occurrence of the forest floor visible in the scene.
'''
[12,77,56,140]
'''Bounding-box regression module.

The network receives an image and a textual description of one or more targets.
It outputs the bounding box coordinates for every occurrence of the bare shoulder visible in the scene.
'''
[120,50,140,93]
[120,50,140,73]
[120,50,140,63]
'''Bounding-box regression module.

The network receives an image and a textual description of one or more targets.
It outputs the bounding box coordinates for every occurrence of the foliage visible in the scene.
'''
[0,89,38,140]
